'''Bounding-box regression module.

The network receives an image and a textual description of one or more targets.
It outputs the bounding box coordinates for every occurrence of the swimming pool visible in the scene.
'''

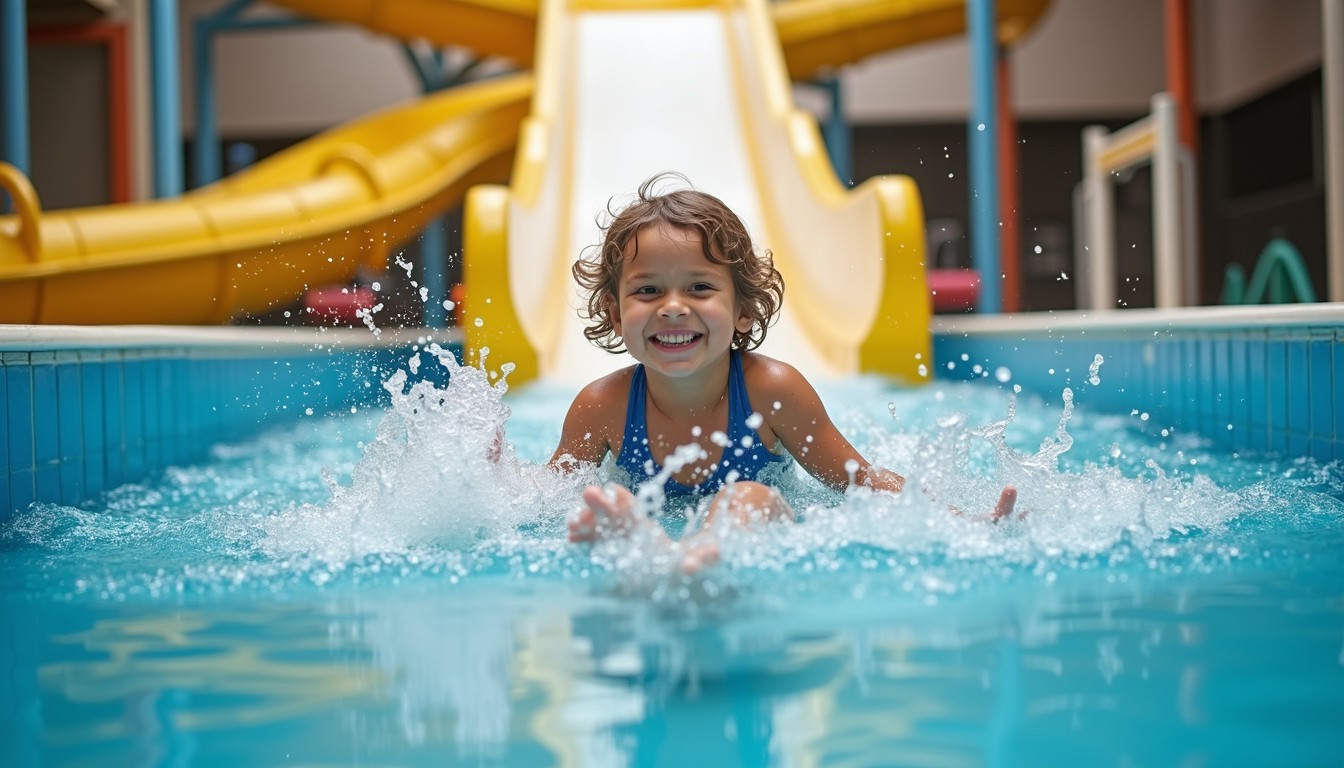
[2,310,1342,766]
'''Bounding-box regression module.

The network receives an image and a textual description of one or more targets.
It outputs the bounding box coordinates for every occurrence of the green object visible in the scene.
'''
[1221,238,1317,304]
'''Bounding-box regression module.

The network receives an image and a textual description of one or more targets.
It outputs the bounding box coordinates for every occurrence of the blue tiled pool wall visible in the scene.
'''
[1,342,451,524]
[934,322,1343,463]
[7,320,1339,523]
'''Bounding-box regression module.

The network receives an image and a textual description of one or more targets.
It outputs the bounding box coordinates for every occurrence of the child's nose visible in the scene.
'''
[659,293,689,317]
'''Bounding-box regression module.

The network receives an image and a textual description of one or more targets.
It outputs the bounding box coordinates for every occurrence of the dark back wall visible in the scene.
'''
[851,68,1326,312]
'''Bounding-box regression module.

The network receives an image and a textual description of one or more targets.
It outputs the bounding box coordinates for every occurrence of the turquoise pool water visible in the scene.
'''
[2,350,1342,766]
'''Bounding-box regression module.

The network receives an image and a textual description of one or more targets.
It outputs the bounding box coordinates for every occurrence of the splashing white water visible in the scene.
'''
[252,346,1254,590]
[259,345,588,566]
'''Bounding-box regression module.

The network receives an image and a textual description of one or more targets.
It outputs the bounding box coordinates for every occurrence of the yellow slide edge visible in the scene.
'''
[0,75,532,324]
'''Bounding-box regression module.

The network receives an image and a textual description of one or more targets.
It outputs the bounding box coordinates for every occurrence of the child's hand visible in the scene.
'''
[988,486,1018,522]
[486,428,504,463]
[942,485,1019,523]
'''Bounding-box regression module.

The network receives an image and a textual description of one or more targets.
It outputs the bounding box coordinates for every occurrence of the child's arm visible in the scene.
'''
[547,374,623,473]
[751,356,1017,520]
[748,356,896,491]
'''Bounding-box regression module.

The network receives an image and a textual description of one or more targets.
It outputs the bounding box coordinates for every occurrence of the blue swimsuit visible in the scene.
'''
[615,350,785,496]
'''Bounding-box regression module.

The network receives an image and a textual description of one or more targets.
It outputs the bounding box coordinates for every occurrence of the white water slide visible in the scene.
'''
[464,0,932,388]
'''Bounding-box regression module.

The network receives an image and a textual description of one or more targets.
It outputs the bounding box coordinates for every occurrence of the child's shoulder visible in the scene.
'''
[571,365,638,411]
[740,351,810,394]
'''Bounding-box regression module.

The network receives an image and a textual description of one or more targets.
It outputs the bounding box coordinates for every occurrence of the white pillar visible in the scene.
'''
[1083,125,1115,310]
[1151,92,1183,308]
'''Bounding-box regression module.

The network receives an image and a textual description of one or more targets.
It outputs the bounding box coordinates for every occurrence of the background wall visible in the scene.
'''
[162,0,1323,132]
[23,0,1329,314]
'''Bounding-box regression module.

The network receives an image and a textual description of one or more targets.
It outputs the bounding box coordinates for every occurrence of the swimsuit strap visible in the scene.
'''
[725,348,753,442]
[615,364,653,481]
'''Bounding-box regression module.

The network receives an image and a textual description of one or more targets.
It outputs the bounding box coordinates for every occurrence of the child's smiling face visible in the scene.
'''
[609,223,753,379]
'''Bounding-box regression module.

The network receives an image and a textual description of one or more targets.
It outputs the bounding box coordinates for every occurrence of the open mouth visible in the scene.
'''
[651,332,702,348]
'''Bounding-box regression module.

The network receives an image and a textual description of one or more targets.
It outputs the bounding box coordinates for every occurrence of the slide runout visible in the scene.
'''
[0,75,532,324]
[464,0,931,388]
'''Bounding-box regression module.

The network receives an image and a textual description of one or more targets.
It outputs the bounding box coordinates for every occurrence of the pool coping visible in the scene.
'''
[3,305,1342,520]
[0,324,465,352]
[932,303,1344,335]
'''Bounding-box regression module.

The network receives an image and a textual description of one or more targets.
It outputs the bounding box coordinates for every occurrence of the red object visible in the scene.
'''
[928,269,980,313]
[305,286,375,324]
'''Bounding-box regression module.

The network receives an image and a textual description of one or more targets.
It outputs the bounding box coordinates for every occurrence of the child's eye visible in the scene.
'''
[634,285,659,295]
[690,283,715,292]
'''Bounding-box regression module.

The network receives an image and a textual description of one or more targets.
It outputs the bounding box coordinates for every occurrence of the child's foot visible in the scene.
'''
[568,485,645,542]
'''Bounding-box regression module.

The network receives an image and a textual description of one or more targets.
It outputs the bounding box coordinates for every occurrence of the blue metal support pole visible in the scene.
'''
[820,77,852,184]
[402,44,442,92]
[420,218,448,328]
[194,1,309,187]
[968,0,1002,314]
[1,0,29,176]
[150,0,183,197]
[194,16,220,187]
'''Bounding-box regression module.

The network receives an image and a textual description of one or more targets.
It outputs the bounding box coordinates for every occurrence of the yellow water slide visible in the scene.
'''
[0,76,529,323]
[0,0,1048,335]
[462,0,1047,386]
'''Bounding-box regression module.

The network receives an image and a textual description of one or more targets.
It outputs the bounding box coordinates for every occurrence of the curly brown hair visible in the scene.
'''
[573,173,785,354]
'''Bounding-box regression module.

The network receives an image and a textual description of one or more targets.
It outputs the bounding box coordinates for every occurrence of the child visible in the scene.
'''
[549,173,1016,573]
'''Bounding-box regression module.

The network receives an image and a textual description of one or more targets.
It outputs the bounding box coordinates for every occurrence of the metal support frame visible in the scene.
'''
[397,44,488,329]
[1,0,29,176]
[150,0,182,197]
[1079,93,1187,310]
[817,76,851,184]
[189,0,484,327]
[194,0,310,187]
[402,43,487,92]
[968,0,1002,314]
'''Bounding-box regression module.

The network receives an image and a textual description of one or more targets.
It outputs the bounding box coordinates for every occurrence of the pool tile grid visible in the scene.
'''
[0,344,431,524]
[934,323,1342,464]
[4,320,1340,523]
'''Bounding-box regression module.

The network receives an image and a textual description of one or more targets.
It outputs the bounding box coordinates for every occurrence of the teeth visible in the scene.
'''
[655,332,697,345]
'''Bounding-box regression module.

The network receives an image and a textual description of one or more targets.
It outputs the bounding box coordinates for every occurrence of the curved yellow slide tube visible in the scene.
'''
[0,75,530,324]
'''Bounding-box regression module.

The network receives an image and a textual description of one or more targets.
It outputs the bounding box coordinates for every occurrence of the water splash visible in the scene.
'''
[5,355,1341,605]
[257,344,585,568]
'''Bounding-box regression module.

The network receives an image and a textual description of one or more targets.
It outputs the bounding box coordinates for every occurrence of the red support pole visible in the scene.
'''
[996,49,1022,312]
[1164,0,1198,153]
[28,22,132,204]
[1164,0,1200,303]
